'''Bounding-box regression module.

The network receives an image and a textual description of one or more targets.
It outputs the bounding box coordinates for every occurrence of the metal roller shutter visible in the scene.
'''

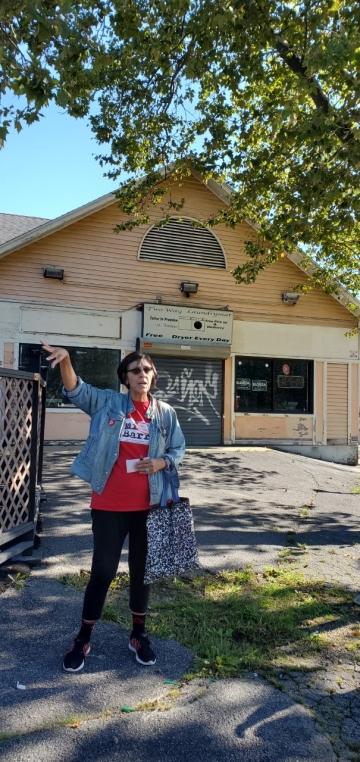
[152,356,223,446]
[327,363,348,444]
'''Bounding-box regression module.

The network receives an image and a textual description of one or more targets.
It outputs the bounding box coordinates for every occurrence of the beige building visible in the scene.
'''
[0,174,359,464]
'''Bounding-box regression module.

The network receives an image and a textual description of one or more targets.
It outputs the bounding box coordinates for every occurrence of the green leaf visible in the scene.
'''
[59,0,73,11]
[56,90,69,107]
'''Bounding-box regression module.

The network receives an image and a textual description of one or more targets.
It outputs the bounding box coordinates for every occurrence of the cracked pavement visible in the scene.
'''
[0,447,359,761]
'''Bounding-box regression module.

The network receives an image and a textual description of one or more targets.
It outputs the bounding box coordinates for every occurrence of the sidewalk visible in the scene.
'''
[0,448,359,761]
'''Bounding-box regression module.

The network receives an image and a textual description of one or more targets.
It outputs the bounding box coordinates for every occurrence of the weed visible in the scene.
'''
[135,687,181,712]
[345,641,360,651]
[279,549,294,560]
[134,697,171,712]
[58,714,87,728]
[101,603,119,623]
[6,572,30,590]
[59,567,357,679]
[299,507,309,519]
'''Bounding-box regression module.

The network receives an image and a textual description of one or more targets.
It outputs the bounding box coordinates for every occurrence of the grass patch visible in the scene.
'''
[299,506,310,519]
[59,567,358,679]
[278,548,294,560]
[0,732,18,742]
[4,572,31,591]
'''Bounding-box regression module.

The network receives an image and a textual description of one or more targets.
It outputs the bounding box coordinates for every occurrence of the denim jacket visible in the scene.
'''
[63,378,186,504]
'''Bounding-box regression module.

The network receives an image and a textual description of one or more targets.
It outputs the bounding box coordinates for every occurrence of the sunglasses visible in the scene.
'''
[127,366,153,375]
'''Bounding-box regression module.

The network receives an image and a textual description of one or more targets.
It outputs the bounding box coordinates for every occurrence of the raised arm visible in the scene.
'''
[40,342,77,391]
[41,341,112,416]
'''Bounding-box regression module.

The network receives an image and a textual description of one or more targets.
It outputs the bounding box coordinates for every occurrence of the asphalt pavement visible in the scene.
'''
[0,447,359,762]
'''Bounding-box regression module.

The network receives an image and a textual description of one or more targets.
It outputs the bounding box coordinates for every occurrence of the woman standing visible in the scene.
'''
[41,344,186,672]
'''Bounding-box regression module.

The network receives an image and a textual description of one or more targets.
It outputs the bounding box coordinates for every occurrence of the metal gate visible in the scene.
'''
[0,369,46,564]
[152,357,223,446]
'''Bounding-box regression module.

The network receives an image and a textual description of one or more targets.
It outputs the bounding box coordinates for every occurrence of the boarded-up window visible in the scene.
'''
[327,363,348,443]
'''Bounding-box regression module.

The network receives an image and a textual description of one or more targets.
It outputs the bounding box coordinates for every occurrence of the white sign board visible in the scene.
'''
[20,307,121,339]
[143,303,233,345]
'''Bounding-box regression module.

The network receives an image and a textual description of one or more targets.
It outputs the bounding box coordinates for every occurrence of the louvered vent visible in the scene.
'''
[139,217,226,269]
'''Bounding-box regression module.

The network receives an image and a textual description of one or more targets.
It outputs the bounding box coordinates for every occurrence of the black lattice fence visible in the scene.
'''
[0,369,46,564]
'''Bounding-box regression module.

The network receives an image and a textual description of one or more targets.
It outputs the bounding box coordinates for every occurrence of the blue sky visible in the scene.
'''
[0,104,120,219]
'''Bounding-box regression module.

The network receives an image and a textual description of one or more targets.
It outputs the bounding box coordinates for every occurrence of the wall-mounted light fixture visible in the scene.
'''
[180,281,199,297]
[43,266,64,280]
[282,292,300,305]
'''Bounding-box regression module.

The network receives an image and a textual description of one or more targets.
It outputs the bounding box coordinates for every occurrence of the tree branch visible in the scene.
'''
[274,33,354,144]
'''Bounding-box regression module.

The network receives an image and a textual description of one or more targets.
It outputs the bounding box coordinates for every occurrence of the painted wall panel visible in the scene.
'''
[0,300,20,336]
[235,414,313,440]
[327,363,348,442]
[0,299,130,350]
[122,308,142,343]
[223,357,232,442]
[20,306,121,338]
[3,342,14,368]
[351,363,359,442]
[315,361,324,444]
[232,321,357,360]
[44,410,90,441]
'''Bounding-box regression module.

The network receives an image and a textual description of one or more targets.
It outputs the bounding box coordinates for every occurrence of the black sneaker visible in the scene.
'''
[128,632,156,666]
[63,637,91,672]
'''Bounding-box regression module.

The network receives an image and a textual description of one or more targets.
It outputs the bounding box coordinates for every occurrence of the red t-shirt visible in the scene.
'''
[91,400,151,512]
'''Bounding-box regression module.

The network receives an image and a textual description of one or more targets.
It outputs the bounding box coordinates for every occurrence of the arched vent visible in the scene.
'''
[139,217,226,269]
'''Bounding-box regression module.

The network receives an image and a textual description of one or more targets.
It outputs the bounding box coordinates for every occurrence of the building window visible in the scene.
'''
[235,357,313,413]
[19,344,121,408]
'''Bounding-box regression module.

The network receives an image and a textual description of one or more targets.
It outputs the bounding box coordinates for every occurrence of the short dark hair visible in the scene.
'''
[117,351,158,390]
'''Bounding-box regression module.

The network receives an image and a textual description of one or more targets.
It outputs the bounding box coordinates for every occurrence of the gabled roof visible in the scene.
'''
[0,172,358,318]
[0,194,115,257]
[0,213,49,246]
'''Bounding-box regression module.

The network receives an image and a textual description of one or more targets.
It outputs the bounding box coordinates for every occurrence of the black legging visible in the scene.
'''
[82,509,150,621]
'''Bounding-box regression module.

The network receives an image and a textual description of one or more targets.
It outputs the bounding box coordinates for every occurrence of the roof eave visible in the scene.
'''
[0,191,117,259]
[285,249,360,318]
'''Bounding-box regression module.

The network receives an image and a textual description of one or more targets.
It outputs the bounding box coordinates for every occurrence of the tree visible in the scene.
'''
[0,1,105,135]
[2,1,360,297]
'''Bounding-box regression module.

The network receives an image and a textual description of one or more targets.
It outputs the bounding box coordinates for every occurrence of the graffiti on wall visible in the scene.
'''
[155,364,220,425]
